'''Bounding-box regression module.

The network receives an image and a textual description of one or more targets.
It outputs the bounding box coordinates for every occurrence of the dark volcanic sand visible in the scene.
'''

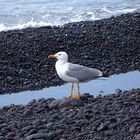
[0,89,139,140]
[0,12,140,94]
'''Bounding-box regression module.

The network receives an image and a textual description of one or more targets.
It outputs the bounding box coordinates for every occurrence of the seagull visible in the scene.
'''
[48,51,107,99]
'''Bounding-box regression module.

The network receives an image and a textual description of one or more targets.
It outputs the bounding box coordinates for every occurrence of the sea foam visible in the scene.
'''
[0,7,137,32]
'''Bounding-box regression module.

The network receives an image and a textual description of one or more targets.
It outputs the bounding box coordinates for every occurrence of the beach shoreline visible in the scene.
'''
[0,12,140,139]
[0,12,139,95]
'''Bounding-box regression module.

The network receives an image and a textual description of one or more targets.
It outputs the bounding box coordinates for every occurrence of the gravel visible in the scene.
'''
[0,12,139,94]
[0,89,140,140]
[0,12,140,139]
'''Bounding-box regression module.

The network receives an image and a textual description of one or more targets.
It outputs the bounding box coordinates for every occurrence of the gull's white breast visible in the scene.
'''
[55,60,79,83]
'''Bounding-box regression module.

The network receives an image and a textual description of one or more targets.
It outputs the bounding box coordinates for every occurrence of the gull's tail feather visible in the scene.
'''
[97,77,108,80]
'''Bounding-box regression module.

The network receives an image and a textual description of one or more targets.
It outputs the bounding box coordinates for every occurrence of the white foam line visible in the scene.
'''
[0,8,137,32]
[0,20,57,32]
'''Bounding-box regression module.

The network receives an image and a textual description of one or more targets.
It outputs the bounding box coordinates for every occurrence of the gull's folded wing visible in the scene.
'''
[66,63,102,82]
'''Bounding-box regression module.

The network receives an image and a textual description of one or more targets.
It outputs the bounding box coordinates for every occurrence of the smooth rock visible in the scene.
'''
[23,109,33,117]
[135,133,140,140]
[49,99,61,110]
[25,133,50,140]
[58,98,83,108]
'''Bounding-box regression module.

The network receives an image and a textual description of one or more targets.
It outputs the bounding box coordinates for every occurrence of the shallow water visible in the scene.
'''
[0,71,139,107]
[0,0,140,31]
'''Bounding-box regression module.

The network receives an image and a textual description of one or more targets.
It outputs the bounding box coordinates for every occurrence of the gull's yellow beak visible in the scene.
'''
[48,54,56,59]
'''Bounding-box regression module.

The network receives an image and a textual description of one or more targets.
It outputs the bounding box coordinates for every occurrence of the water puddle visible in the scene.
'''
[0,71,140,107]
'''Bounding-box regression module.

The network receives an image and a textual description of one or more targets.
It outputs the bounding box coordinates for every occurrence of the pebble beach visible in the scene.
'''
[0,12,140,140]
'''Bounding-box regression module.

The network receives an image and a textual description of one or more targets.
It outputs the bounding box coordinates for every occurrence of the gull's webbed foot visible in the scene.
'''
[64,93,73,98]
[73,93,80,99]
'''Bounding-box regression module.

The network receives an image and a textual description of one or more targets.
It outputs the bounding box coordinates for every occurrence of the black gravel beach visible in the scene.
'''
[0,12,140,140]
[0,89,140,140]
[0,12,139,94]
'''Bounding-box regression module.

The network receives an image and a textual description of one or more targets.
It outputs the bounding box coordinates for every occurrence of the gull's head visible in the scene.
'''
[48,51,68,62]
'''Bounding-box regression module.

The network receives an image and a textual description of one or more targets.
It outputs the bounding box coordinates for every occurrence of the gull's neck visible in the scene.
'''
[56,59,68,64]
[55,59,68,72]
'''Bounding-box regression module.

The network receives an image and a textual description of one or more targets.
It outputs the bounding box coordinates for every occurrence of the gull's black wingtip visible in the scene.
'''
[102,73,109,78]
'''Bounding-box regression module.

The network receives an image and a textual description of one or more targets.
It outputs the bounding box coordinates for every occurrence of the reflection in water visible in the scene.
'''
[0,71,140,107]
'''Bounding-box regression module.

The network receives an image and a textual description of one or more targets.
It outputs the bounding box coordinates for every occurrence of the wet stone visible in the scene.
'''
[134,133,140,140]
[0,123,7,129]
[129,123,139,133]
[97,123,109,132]
[46,122,54,129]
[7,132,16,138]
[28,129,38,135]
[22,125,32,132]
[48,129,64,139]
[25,133,50,140]
[0,136,5,140]
[58,98,83,108]
[23,109,33,117]
[49,99,61,110]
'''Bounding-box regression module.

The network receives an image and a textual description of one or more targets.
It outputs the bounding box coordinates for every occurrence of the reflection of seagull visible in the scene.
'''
[48,51,107,99]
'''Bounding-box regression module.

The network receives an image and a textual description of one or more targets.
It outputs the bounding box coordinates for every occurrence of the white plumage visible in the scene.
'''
[48,51,106,99]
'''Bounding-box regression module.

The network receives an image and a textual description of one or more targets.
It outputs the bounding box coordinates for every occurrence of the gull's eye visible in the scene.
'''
[58,54,61,56]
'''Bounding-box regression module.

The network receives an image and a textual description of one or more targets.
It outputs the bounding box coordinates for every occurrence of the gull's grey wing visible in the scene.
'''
[66,63,102,82]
